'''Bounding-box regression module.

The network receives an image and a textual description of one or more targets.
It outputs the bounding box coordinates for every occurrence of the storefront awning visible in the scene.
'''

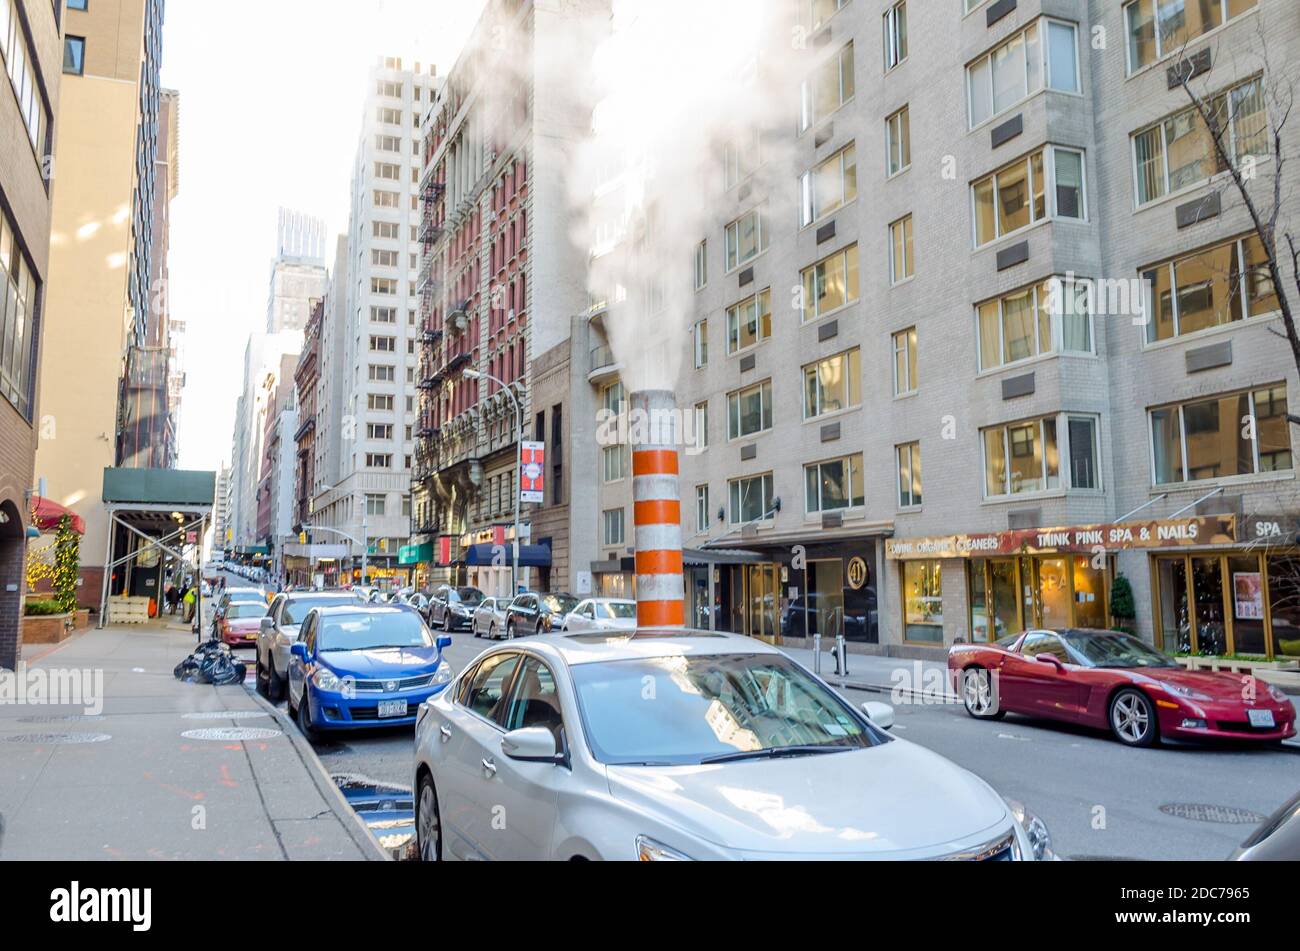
[399,543,433,566]
[684,547,766,566]
[464,543,552,568]
[30,497,86,535]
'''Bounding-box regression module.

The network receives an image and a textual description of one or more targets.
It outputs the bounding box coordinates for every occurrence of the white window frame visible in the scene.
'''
[886,106,910,177]
[1123,0,1256,76]
[892,327,918,396]
[727,289,773,354]
[976,276,1096,373]
[896,442,922,509]
[804,454,865,515]
[981,416,1068,499]
[693,318,709,369]
[803,349,861,420]
[1147,385,1290,486]
[602,508,626,547]
[727,380,774,441]
[724,208,767,272]
[970,145,1088,249]
[1140,235,1276,346]
[801,244,860,323]
[695,485,712,533]
[965,18,1080,130]
[888,215,913,285]
[808,0,852,31]
[882,2,908,72]
[694,240,708,290]
[800,41,855,132]
[800,142,858,228]
[602,444,628,484]
[728,473,776,526]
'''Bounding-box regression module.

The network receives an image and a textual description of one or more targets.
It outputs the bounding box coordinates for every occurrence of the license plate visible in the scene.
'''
[378,700,408,719]
[1247,709,1275,729]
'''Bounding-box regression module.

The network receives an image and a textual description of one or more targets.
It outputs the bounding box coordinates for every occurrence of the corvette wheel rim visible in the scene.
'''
[1114,695,1149,741]
[964,671,992,714]
[418,785,439,862]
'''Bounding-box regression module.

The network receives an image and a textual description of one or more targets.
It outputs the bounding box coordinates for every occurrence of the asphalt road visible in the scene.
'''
[217,575,1298,861]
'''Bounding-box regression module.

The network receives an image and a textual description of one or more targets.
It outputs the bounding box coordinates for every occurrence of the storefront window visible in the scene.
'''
[991,559,1022,639]
[903,560,943,643]
[1192,557,1228,656]
[1228,555,1267,655]
[1073,556,1107,629]
[1269,556,1300,658]
[746,564,779,642]
[1037,557,1071,629]
[970,564,989,642]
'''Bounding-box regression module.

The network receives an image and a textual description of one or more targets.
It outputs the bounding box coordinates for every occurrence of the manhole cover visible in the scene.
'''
[181,727,282,741]
[2,732,112,745]
[181,711,269,721]
[1159,803,1266,824]
[16,715,104,724]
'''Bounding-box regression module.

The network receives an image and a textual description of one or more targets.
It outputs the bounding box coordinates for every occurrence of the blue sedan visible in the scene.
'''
[287,606,454,739]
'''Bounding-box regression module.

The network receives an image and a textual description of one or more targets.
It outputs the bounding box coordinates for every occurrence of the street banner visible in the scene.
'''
[521,441,545,504]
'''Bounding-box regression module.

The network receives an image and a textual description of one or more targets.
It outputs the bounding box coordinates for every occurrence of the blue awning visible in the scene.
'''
[464,543,552,568]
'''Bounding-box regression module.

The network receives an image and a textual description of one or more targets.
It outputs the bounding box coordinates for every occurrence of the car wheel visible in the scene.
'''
[489,624,498,640]
[961,667,1006,720]
[267,659,285,703]
[1109,689,1158,748]
[416,772,442,862]
[507,622,517,640]
[297,690,319,742]
[255,656,270,698]
[444,613,452,634]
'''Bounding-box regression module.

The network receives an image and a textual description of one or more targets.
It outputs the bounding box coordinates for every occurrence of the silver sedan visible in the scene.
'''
[471,597,510,639]
[412,631,1054,861]
[560,598,637,633]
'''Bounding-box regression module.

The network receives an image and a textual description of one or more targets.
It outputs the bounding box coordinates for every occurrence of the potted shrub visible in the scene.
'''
[1110,574,1137,636]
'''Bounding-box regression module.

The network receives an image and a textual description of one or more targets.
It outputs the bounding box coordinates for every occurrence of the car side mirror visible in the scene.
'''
[436,635,452,651]
[1036,653,1065,671]
[291,643,308,662]
[862,701,896,731]
[260,617,275,634]
[501,727,562,764]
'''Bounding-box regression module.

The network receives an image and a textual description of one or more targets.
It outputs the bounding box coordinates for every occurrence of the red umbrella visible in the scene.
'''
[30,497,86,536]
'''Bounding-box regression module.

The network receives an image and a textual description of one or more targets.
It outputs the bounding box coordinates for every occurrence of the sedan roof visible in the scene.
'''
[521,629,780,667]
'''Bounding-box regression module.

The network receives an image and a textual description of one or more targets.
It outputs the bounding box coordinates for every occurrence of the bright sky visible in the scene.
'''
[163,0,485,475]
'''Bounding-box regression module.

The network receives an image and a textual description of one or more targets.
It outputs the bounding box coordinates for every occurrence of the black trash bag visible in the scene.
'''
[174,639,246,686]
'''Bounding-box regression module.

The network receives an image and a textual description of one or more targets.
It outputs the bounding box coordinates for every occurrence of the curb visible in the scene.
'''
[246,689,391,862]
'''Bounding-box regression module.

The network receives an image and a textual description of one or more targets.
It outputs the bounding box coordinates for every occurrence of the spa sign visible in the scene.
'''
[885,515,1237,561]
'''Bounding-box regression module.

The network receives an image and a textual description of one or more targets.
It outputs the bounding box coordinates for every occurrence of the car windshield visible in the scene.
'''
[1062,631,1179,669]
[318,612,433,652]
[283,597,352,625]
[449,588,484,605]
[225,603,266,620]
[570,654,880,766]
[543,594,579,615]
[599,602,636,620]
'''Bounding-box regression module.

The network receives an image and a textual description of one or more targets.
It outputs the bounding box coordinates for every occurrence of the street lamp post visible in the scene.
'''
[463,368,521,598]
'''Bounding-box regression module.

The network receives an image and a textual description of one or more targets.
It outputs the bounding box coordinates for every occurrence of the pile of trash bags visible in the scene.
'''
[173,638,247,686]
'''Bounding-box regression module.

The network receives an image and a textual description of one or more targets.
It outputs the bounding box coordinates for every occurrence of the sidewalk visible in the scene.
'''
[0,622,385,861]
[781,645,952,699]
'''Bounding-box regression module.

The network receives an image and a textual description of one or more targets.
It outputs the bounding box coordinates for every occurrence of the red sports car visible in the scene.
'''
[948,629,1297,748]
[218,601,266,647]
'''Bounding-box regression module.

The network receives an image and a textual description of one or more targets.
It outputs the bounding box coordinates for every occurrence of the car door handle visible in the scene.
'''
[481,757,497,777]
[439,725,451,741]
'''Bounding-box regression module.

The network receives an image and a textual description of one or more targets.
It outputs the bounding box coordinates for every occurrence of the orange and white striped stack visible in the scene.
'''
[630,390,685,630]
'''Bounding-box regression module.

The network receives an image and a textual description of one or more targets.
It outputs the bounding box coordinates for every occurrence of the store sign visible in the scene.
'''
[847,557,869,590]
[1243,515,1300,548]
[886,515,1237,561]
[520,442,545,504]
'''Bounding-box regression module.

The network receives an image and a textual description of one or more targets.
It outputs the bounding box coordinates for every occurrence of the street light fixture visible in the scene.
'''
[463,367,522,598]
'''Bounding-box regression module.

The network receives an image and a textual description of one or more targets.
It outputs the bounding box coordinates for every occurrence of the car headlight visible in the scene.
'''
[1006,799,1054,861]
[313,668,342,692]
[431,659,452,686]
[635,836,695,862]
[1163,683,1212,702]
[1267,684,1290,704]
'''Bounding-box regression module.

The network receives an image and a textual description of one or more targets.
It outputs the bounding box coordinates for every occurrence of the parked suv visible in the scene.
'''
[504,592,580,638]
[428,585,486,632]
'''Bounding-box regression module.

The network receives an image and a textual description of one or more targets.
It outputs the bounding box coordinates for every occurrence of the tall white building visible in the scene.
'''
[312,59,442,584]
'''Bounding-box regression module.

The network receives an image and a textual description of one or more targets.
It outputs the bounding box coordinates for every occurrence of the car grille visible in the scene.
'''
[352,675,437,693]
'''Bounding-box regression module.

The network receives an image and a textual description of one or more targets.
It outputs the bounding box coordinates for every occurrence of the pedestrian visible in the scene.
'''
[165,583,178,615]
[182,585,196,624]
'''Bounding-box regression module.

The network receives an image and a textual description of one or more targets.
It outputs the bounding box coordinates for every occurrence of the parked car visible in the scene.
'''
[256,591,363,701]
[1232,789,1300,860]
[213,587,267,636]
[504,593,580,638]
[561,598,637,633]
[412,630,1055,861]
[472,597,510,639]
[428,585,486,632]
[218,601,268,647]
[286,606,455,738]
[948,628,1297,748]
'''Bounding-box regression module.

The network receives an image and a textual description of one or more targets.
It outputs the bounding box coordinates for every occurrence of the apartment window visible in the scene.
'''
[809,0,851,30]
[803,349,861,420]
[376,135,401,152]
[371,306,397,324]
[972,146,1086,247]
[375,162,401,181]
[983,417,1062,498]
[727,289,772,354]
[723,128,761,190]
[729,473,775,525]
[967,19,1079,129]
[369,365,396,382]
[366,454,394,469]
[602,509,626,547]
[63,36,85,74]
[892,328,918,396]
[2,0,49,151]
[373,190,399,208]
[370,335,396,352]
[602,381,626,417]
[367,424,394,441]
[801,244,860,322]
[964,0,988,12]
[725,208,767,271]
[602,444,627,483]
[888,216,914,284]
[886,107,911,177]
[694,401,710,451]
[378,107,402,124]
[1067,417,1099,490]
[0,209,38,418]
[882,2,908,71]
[977,277,1093,371]
[695,485,711,533]
[1142,234,1276,343]
[897,443,923,508]
[366,494,387,517]
[372,250,399,268]
[1132,76,1265,206]
[1126,0,1256,74]
[693,318,709,368]
[727,381,774,440]
[368,394,395,411]
[1151,385,1291,485]
[805,454,865,514]
[694,240,708,290]
[800,41,855,132]
[800,143,858,227]
[371,278,397,296]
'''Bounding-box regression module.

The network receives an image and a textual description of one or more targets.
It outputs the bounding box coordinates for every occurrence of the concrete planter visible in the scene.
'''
[73,609,91,630]
[23,612,74,645]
